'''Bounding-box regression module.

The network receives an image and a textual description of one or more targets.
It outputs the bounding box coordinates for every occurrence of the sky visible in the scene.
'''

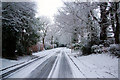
[35,0,64,18]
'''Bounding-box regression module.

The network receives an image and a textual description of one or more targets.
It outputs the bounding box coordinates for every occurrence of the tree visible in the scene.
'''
[54,2,99,45]
[37,16,51,49]
[109,2,120,44]
[99,3,109,41]
[114,2,120,44]
[2,2,40,59]
[54,2,84,44]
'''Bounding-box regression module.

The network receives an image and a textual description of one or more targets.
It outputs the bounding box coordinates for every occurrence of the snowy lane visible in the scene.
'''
[58,52,73,78]
[2,48,118,79]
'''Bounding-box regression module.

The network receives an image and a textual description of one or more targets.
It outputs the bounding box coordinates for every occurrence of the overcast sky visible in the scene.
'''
[35,0,63,18]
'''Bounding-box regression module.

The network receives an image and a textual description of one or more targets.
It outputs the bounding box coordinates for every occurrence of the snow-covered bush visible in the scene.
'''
[81,42,91,55]
[91,45,99,49]
[103,40,110,47]
[71,43,83,50]
[91,44,120,56]
[109,44,120,57]
[91,44,104,54]
[74,43,82,50]
[66,45,70,48]
[91,45,98,53]
[99,44,104,48]
[53,44,57,48]
[45,43,53,50]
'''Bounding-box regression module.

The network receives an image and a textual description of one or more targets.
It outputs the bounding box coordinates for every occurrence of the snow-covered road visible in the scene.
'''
[2,48,118,79]
[58,52,73,78]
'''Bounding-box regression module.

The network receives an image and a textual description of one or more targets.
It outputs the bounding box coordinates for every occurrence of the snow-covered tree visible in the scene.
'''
[37,16,51,49]
[2,2,40,58]
[110,2,120,44]
[54,1,99,45]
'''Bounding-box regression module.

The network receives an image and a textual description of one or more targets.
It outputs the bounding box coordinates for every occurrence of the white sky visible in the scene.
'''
[35,0,63,18]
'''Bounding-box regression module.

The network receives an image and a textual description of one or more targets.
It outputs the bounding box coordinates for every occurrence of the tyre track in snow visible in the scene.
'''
[27,55,57,78]
[58,52,73,78]
[2,51,60,79]
[47,52,60,78]
[25,51,61,78]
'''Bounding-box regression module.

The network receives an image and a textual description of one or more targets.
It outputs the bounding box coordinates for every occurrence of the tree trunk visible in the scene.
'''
[115,3,119,44]
[42,37,45,49]
[100,3,108,41]
[110,13,115,33]
[100,27,107,40]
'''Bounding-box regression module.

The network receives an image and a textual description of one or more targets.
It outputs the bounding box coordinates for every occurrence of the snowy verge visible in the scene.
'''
[64,48,118,78]
[65,52,85,78]
[1,55,45,78]
[68,53,118,78]
[78,54,118,78]
[1,55,38,70]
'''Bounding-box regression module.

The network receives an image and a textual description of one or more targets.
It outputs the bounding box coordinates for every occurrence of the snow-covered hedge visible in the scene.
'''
[91,44,120,57]
[109,44,120,57]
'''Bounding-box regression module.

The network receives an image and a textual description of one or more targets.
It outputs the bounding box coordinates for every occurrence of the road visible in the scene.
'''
[2,48,118,79]
[27,56,57,78]
[58,52,73,78]
[2,48,76,79]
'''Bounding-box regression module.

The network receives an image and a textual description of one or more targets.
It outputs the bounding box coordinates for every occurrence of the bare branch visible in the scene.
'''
[90,10,101,24]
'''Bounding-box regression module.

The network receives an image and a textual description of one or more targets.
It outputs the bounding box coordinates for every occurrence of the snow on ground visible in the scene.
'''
[47,47,118,78]
[68,51,118,78]
[1,47,118,78]
[33,48,63,57]
[1,58,19,70]
[77,53,118,78]
[65,52,85,78]
[1,48,63,70]
[1,55,37,70]
[48,51,62,78]
[7,50,59,78]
